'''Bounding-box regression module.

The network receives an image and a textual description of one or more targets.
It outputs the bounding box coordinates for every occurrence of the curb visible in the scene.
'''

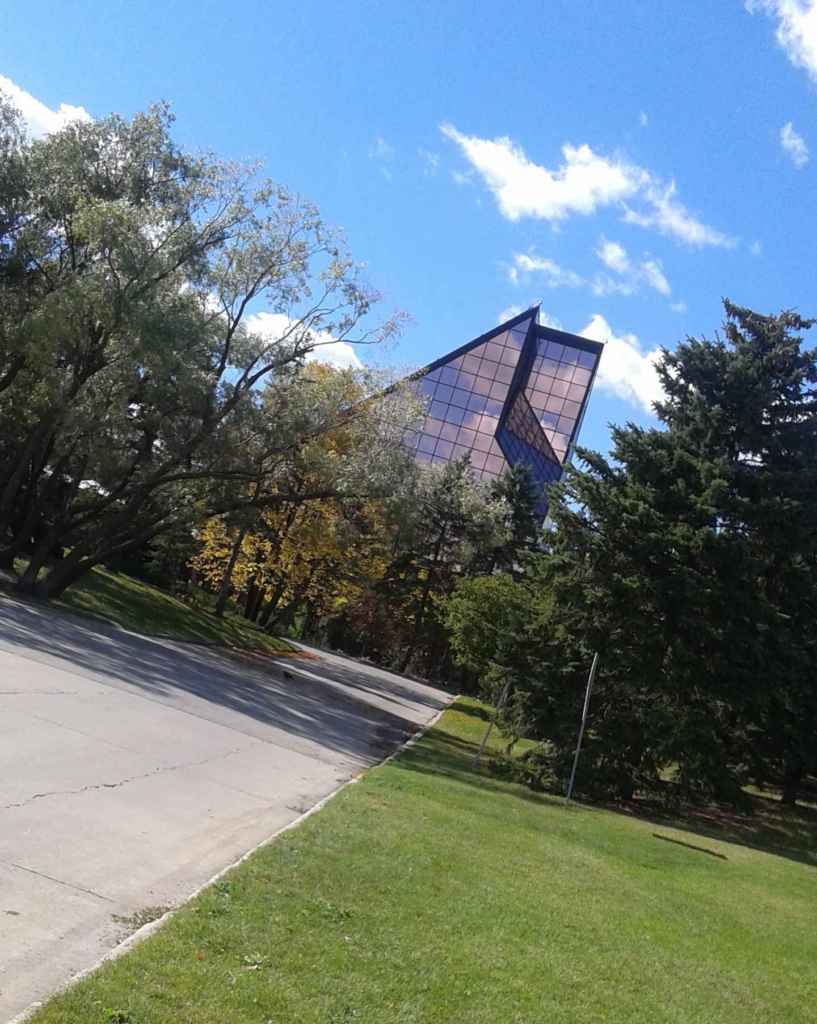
[9,699,453,1024]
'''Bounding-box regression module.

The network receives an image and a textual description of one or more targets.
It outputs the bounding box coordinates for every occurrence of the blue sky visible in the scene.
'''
[2,0,816,454]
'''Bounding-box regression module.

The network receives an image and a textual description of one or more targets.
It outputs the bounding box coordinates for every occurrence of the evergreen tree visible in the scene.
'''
[445,302,817,805]
[486,463,542,573]
[545,301,817,803]
[656,302,817,803]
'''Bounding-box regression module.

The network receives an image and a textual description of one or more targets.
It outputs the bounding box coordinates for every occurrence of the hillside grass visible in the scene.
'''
[28,699,816,1024]
[42,564,295,655]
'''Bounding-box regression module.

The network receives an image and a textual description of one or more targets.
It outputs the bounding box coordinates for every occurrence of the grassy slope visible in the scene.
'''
[29,701,816,1024]
[54,566,294,655]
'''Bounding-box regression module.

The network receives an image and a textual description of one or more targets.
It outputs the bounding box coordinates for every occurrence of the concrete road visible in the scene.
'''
[0,596,449,1021]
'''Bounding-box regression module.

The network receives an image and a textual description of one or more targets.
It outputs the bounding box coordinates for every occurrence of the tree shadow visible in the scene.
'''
[651,833,728,860]
[395,703,817,870]
[619,794,817,870]
[0,596,450,769]
[396,727,563,812]
[450,702,490,722]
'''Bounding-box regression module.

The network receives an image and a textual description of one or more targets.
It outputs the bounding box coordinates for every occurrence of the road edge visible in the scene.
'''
[9,698,453,1024]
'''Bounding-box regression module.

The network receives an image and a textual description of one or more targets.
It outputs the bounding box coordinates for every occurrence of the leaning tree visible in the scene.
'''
[0,97,412,599]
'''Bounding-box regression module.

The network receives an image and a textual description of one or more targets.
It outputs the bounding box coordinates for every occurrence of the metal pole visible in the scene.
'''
[473,677,512,769]
[565,652,599,802]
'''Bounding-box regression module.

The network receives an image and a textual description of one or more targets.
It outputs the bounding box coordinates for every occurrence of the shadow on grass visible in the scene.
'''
[55,567,282,651]
[652,833,728,860]
[628,796,817,870]
[450,702,491,722]
[398,702,817,871]
[396,722,562,814]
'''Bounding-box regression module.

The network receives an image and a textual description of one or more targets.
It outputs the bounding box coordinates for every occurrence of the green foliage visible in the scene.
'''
[490,743,559,791]
[441,571,547,719]
[486,462,542,571]
[0,96,410,601]
[443,302,817,806]
[375,457,512,674]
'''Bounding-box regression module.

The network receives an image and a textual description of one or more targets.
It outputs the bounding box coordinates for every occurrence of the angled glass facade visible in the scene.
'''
[405,308,603,517]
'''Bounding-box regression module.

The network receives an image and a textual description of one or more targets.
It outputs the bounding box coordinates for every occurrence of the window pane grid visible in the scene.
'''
[407,318,596,518]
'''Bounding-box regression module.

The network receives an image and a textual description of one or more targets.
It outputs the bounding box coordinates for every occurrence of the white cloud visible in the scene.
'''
[441,121,733,248]
[305,339,363,369]
[419,148,440,175]
[245,312,362,369]
[539,311,564,330]
[509,243,672,302]
[591,275,636,297]
[596,238,631,274]
[780,121,810,167]
[640,258,671,296]
[639,111,649,128]
[670,300,688,313]
[747,1,817,81]
[593,239,671,296]
[497,304,524,323]
[580,313,665,414]
[497,304,563,330]
[750,239,763,256]
[0,74,91,137]
[441,122,646,223]
[450,168,473,186]
[369,136,395,180]
[622,181,736,248]
[370,135,394,161]
[509,253,584,288]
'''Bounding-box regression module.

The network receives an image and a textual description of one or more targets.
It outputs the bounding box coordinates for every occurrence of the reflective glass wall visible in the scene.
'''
[405,309,603,518]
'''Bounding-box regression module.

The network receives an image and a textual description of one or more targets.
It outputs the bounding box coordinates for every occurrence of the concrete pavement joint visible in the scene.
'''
[0,746,249,812]
[8,708,151,757]
[1,598,452,1022]
[3,861,115,905]
[7,698,453,1024]
[0,690,78,696]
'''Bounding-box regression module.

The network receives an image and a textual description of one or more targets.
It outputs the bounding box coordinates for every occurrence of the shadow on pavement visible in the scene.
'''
[0,597,450,766]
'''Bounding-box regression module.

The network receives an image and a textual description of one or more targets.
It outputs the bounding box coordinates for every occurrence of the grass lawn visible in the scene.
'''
[29,700,816,1024]
[51,565,295,655]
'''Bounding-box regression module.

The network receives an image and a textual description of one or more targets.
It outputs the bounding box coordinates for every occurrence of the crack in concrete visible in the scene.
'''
[2,861,115,904]
[0,746,249,812]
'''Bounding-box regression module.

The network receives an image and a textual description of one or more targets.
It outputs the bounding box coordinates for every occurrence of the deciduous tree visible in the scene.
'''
[0,98,407,599]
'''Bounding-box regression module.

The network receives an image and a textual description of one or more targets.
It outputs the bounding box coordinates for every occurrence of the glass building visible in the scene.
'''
[405,306,603,517]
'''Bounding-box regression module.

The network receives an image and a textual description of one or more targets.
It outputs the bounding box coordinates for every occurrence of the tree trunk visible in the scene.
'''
[300,602,319,640]
[243,577,265,622]
[256,598,274,628]
[214,526,247,618]
[258,580,286,629]
[241,577,258,617]
[398,521,448,674]
[16,544,88,601]
[0,423,54,532]
[781,758,803,806]
[14,523,67,595]
[19,511,170,602]
[399,581,433,674]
